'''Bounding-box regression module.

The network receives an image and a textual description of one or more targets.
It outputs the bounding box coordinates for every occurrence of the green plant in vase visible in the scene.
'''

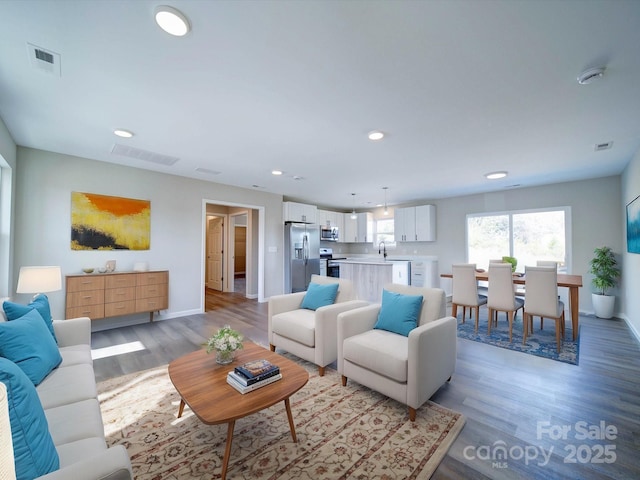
[502,256,517,272]
[589,246,620,319]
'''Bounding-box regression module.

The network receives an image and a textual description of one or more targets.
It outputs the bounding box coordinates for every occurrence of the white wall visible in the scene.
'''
[622,149,640,339]
[0,116,16,297]
[349,176,623,316]
[14,147,284,327]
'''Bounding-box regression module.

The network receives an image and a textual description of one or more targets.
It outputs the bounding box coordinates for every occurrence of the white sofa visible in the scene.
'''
[337,284,457,421]
[269,275,369,376]
[1,314,133,479]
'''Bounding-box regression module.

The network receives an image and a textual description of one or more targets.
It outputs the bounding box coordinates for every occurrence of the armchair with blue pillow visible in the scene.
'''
[268,275,369,376]
[337,284,457,421]
[0,295,132,480]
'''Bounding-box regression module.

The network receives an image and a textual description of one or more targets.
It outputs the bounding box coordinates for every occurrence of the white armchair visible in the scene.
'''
[337,284,456,421]
[269,275,368,376]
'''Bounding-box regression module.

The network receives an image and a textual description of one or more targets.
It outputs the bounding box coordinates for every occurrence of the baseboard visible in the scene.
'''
[245,293,258,299]
[620,313,640,344]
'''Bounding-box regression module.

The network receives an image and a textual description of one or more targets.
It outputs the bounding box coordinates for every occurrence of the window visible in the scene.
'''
[375,218,395,247]
[467,207,570,273]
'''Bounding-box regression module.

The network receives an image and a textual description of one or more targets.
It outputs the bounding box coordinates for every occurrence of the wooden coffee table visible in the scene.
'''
[168,342,309,479]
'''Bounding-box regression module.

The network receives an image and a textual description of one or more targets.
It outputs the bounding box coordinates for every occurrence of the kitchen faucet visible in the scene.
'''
[378,241,387,260]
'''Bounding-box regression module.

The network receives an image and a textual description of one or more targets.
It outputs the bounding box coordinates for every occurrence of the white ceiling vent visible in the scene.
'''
[594,141,613,151]
[27,43,61,76]
[111,144,179,166]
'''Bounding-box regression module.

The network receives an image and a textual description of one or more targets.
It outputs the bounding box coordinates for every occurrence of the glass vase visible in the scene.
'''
[216,350,235,365]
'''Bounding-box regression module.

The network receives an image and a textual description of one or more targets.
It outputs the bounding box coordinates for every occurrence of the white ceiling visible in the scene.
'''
[1,0,639,211]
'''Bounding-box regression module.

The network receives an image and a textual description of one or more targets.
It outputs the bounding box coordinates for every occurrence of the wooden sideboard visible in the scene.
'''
[65,270,168,322]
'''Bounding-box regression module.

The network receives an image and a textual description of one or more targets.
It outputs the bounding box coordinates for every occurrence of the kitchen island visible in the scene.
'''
[335,259,409,303]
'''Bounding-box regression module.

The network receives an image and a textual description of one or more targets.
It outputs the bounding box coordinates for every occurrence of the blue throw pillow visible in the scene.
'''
[0,357,60,479]
[0,309,62,385]
[3,294,57,343]
[300,282,340,311]
[374,289,424,336]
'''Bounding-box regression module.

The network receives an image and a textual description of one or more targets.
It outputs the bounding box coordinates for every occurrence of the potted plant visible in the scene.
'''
[206,325,244,364]
[589,246,620,319]
[502,256,517,272]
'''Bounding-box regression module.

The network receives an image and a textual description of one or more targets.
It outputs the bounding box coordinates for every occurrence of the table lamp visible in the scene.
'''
[0,382,16,480]
[16,266,62,298]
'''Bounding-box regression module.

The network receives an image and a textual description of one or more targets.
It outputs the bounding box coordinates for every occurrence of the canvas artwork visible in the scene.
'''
[71,192,151,250]
[627,194,640,254]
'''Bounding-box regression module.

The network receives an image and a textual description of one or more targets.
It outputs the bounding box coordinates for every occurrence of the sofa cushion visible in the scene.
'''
[0,357,60,479]
[343,329,409,382]
[55,437,107,468]
[301,282,339,311]
[58,344,93,367]
[36,363,98,410]
[271,309,316,347]
[44,398,105,446]
[374,289,423,337]
[3,294,57,342]
[0,309,62,385]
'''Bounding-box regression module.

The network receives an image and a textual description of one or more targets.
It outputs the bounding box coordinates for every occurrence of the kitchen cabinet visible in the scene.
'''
[343,212,373,243]
[283,201,317,224]
[394,205,436,242]
[318,209,345,238]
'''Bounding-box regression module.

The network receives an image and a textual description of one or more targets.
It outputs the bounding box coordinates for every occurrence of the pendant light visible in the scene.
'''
[382,187,389,215]
[350,193,357,219]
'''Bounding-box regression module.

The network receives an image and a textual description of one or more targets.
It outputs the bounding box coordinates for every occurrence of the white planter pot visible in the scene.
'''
[592,293,615,319]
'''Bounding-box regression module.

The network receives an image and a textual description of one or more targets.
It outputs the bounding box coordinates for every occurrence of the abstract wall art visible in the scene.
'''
[627,194,640,254]
[71,192,151,250]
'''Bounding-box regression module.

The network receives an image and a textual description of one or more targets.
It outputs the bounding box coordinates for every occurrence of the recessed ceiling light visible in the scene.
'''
[271,170,283,176]
[368,130,385,141]
[113,129,134,138]
[577,67,605,85]
[485,171,508,180]
[155,6,191,37]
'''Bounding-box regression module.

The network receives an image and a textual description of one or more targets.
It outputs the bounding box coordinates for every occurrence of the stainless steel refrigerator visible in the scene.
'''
[284,222,320,293]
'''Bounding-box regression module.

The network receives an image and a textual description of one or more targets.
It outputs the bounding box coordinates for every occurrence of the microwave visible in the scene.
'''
[320,227,339,242]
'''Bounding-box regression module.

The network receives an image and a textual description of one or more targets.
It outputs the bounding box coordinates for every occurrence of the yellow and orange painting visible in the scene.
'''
[71,192,150,250]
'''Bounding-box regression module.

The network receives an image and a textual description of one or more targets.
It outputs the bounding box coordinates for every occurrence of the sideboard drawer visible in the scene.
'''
[105,287,136,303]
[66,290,105,308]
[66,304,105,319]
[105,300,136,317]
[66,276,105,292]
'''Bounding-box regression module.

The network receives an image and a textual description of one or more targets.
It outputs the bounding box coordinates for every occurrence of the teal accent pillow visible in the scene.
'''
[3,294,57,343]
[374,289,424,336]
[0,309,62,385]
[301,282,339,311]
[0,357,60,479]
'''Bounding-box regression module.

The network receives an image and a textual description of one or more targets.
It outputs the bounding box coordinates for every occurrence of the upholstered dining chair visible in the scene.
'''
[487,263,524,341]
[522,266,565,352]
[531,261,559,331]
[451,263,487,332]
[268,275,368,376]
[337,284,456,421]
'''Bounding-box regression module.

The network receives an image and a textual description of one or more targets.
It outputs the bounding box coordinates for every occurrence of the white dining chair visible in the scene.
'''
[533,261,559,330]
[451,263,487,332]
[487,262,524,341]
[523,266,565,352]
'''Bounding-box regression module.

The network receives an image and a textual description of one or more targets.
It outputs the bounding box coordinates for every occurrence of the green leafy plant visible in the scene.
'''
[206,325,244,354]
[589,246,620,295]
[502,256,517,272]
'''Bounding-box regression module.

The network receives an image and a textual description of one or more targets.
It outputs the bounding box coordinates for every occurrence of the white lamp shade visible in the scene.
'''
[0,382,16,480]
[16,266,62,294]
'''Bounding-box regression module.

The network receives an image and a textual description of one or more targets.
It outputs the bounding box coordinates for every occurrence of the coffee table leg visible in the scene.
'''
[177,399,185,418]
[220,420,235,480]
[284,398,297,443]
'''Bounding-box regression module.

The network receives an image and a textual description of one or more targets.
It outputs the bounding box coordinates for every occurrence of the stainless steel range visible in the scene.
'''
[319,248,346,278]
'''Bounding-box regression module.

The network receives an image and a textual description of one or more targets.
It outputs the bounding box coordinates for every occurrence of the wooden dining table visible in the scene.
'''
[440,271,583,341]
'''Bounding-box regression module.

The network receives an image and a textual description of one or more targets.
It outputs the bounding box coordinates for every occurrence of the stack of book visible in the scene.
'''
[227,359,281,394]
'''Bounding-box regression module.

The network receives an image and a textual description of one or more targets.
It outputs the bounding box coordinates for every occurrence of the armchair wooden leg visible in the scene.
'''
[269,344,276,352]
[341,375,347,386]
[408,407,417,422]
[318,366,325,377]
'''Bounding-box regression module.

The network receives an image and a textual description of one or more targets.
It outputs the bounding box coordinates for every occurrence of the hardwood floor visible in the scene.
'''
[92,293,640,479]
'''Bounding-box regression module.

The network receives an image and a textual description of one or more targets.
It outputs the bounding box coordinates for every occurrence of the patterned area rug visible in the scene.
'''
[456,308,579,365]
[98,356,465,479]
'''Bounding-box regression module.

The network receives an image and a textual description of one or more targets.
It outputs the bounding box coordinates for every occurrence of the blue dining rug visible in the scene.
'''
[456,309,579,365]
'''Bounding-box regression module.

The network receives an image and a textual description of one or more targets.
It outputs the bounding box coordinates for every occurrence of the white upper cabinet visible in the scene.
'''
[317,209,344,230]
[394,205,436,242]
[283,201,317,224]
[344,212,373,243]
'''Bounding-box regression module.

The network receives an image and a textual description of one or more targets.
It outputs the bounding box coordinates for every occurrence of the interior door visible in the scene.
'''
[207,217,224,291]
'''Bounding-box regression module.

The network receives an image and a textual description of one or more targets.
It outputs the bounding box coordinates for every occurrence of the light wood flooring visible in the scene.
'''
[91,291,640,479]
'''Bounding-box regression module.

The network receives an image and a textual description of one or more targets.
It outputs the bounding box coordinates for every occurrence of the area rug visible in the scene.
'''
[98,357,465,479]
[456,309,579,365]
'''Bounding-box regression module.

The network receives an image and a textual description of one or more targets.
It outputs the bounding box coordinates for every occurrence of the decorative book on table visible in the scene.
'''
[228,367,281,386]
[234,359,280,381]
[227,371,282,394]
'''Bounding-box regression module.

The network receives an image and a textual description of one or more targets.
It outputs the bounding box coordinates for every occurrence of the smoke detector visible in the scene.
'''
[577,67,605,85]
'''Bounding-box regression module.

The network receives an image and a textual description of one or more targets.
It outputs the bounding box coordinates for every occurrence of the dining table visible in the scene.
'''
[440,271,583,341]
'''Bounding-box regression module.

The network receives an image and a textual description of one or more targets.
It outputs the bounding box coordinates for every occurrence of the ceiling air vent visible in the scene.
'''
[27,43,61,76]
[111,144,179,166]
[195,167,221,175]
[594,141,613,151]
